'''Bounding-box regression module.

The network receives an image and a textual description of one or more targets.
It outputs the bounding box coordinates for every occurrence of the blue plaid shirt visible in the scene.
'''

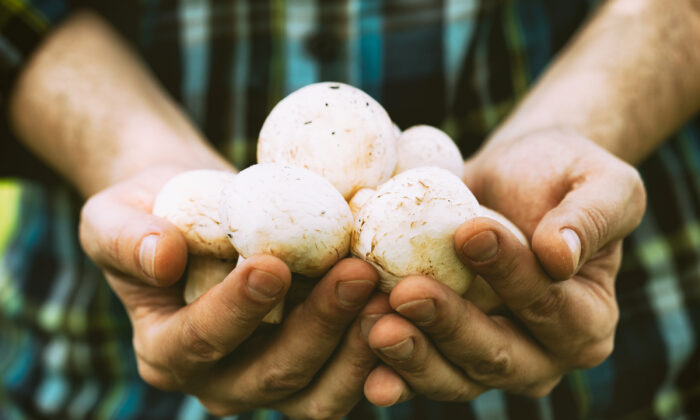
[1,1,700,419]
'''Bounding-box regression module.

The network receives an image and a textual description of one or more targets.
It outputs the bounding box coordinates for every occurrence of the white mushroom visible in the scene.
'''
[352,166,480,294]
[392,122,402,138]
[394,125,464,178]
[257,82,398,199]
[479,206,528,246]
[183,257,236,304]
[463,206,529,313]
[348,187,376,219]
[220,163,353,278]
[152,169,238,304]
[153,169,238,259]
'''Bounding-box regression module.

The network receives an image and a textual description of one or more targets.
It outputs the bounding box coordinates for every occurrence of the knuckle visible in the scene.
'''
[345,350,375,374]
[618,163,647,219]
[258,363,312,396]
[572,339,614,369]
[577,304,617,344]
[629,169,647,223]
[428,307,463,342]
[136,360,179,391]
[519,285,567,324]
[625,164,644,191]
[79,197,114,265]
[179,314,226,364]
[218,293,256,326]
[303,302,346,340]
[78,202,95,249]
[393,359,424,376]
[562,296,617,365]
[464,345,513,383]
[581,205,609,247]
[488,251,522,283]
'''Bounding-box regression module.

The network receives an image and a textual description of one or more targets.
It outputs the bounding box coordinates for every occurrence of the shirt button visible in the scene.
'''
[305,32,341,62]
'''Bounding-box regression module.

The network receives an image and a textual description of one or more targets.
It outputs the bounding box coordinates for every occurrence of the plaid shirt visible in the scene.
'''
[1,1,700,419]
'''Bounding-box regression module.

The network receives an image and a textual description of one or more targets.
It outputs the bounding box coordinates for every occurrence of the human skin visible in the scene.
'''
[9,0,700,414]
[363,0,700,405]
[9,12,387,418]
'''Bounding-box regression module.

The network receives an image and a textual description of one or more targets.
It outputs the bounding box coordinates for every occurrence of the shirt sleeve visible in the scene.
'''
[0,0,71,101]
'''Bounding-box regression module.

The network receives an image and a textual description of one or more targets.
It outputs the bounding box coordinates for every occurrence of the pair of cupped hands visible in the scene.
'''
[79,130,646,418]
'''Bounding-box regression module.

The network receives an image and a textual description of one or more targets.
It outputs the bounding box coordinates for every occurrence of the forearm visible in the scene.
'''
[488,0,700,165]
[9,11,231,197]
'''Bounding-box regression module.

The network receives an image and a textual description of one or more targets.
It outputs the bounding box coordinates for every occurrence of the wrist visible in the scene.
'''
[8,11,235,198]
[82,140,234,198]
[99,128,233,194]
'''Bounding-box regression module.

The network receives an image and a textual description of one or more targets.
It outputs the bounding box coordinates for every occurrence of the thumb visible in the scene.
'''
[80,191,187,286]
[532,167,646,280]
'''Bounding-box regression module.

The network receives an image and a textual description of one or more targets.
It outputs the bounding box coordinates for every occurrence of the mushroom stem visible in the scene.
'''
[262,302,285,324]
[184,255,237,304]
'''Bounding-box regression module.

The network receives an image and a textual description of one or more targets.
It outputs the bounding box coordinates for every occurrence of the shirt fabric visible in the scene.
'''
[1,0,700,419]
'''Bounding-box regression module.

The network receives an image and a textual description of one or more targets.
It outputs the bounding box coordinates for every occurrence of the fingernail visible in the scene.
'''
[561,228,581,270]
[360,314,382,340]
[337,280,376,308]
[247,269,284,299]
[395,299,436,324]
[461,231,498,262]
[139,235,159,279]
[379,337,415,361]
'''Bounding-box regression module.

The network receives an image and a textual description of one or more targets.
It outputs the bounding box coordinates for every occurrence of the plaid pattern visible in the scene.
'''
[0,0,66,97]
[2,0,700,418]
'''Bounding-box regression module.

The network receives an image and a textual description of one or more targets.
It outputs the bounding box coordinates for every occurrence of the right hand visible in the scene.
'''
[362,130,646,405]
[79,165,385,418]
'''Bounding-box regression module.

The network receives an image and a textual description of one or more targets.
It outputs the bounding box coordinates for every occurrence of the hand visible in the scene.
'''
[362,130,646,404]
[80,165,385,418]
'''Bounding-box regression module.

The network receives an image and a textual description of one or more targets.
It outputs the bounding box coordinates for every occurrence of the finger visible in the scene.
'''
[462,275,504,314]
[455,219,618,364]
[532,161,646,279]
[456,217,553,313]
[205,258,378,404]
[133,255,291,390]
[391,276,563,396]
[368,314,485,402]
[80,191,187,286]
[274,294,390,419]
[364,365,414,407]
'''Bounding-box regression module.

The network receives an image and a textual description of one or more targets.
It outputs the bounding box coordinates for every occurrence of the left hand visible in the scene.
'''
[79,166,389,418]
[362,130,647,405]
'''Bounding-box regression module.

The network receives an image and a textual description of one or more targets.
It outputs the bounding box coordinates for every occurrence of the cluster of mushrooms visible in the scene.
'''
[153,82,526,323]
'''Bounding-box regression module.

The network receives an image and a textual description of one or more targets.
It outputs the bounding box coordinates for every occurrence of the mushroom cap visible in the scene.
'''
[392,122,402,138]
[348,187,376,218]
[220,163,353,277]
[153,169,237,258]
[479,206,528,246]
[257,82,397,199]
[394,125,464,178]
[352,166,480,294]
